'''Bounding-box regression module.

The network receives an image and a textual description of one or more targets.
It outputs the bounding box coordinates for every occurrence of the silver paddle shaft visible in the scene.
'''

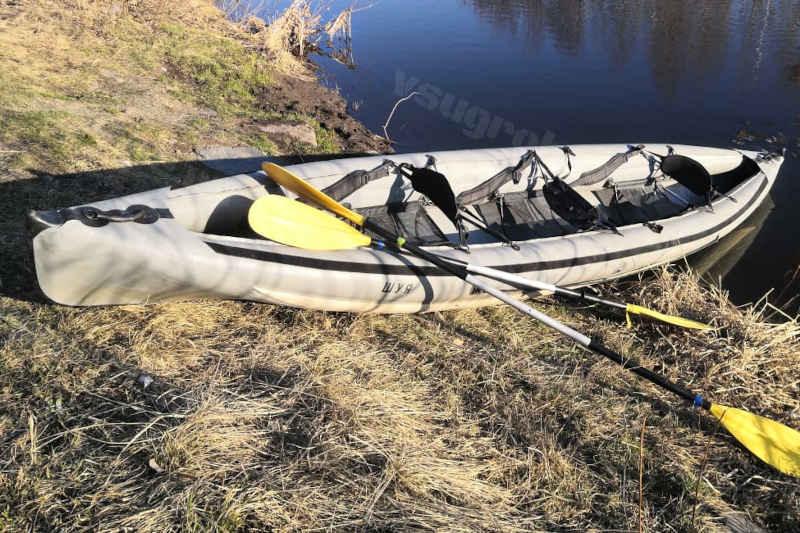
[464,274,592,347]
[459,263,626,311]
[466,264,560,293]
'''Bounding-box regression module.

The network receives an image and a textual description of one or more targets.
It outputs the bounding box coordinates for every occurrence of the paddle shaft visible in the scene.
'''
[456,262,627,310]
[366,242,705,329]
[363,218,709,410]
[374,240,628,309]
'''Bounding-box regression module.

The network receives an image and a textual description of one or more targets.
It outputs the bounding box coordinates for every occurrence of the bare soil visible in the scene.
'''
[256,73,390,154]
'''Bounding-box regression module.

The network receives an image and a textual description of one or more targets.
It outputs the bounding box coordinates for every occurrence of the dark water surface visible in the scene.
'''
[262,0,800,305]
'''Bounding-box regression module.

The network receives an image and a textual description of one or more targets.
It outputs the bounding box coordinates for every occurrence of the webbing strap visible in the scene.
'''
[570,145,644,186]
[320,160,394,201]
[456,150,536,206]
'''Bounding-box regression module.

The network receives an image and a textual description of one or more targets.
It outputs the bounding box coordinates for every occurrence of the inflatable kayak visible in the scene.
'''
[28,144,784,312]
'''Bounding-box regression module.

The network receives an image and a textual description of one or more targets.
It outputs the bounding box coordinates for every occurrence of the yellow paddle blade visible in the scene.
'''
[710,404,800,477]
[262,163,366,226]
[625,303,710,330]
[248,195,372,250]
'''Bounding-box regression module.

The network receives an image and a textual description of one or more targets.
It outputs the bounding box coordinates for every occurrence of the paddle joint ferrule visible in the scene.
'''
[374,241,386,250]
[692,396,711,410]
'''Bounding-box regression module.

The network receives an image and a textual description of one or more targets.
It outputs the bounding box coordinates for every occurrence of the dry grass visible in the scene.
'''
[1,1,799,531]
[258,0,323,73]
[1,268,799,531]
[243,1,366,75]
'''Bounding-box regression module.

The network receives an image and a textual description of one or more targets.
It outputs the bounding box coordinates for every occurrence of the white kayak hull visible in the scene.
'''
[29,144,783,312]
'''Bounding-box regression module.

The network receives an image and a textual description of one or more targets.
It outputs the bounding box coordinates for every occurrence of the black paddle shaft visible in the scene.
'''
[364,219,468,279]
[588,341,710,409]
[363,218,711,412]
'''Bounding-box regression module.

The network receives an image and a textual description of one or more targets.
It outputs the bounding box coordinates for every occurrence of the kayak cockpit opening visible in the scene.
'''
[163,149,764,248]
[166,173,276,238]
[705,154,762,194]
[651,151,762,208]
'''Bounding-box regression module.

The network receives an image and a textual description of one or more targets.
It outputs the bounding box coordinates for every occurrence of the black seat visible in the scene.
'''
[357,201,449,246]
[593,184,686,226]
[660,155,713,204]
[472,190,577,240]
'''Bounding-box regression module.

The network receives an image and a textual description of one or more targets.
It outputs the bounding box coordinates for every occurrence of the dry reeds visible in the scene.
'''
[248,1,368,74]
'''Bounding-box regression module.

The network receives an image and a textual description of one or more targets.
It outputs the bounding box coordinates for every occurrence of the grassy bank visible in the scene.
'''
[1,1,799,532]
[0,0,383,175]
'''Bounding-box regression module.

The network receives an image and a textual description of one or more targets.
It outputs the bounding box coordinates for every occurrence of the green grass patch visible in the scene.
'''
[0,111,90,163]
[157,25,273,115]
[313,124,340,154]
[249,134,278,155]
[110,123,168,162]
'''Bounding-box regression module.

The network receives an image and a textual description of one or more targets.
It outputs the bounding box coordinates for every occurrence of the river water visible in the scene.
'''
[245,0,800,306]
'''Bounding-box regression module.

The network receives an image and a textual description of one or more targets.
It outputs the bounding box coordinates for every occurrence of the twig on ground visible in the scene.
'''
[382,91,419,142]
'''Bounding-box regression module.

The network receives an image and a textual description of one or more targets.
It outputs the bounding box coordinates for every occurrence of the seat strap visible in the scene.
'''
[569,145,644,187]
[320,160,395,201]
[455,150,537,206]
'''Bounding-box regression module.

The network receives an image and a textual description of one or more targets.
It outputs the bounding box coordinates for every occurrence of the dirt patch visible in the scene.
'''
[258,73,390,154]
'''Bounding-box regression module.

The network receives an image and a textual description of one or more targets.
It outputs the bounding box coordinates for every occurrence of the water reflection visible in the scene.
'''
[650,1,733,97]
[545,0,587,55]
[787,64,800,84]
[466,0,800,97]
[468,0,548,50]
[591,0,646,68]
[690,195,774,282]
